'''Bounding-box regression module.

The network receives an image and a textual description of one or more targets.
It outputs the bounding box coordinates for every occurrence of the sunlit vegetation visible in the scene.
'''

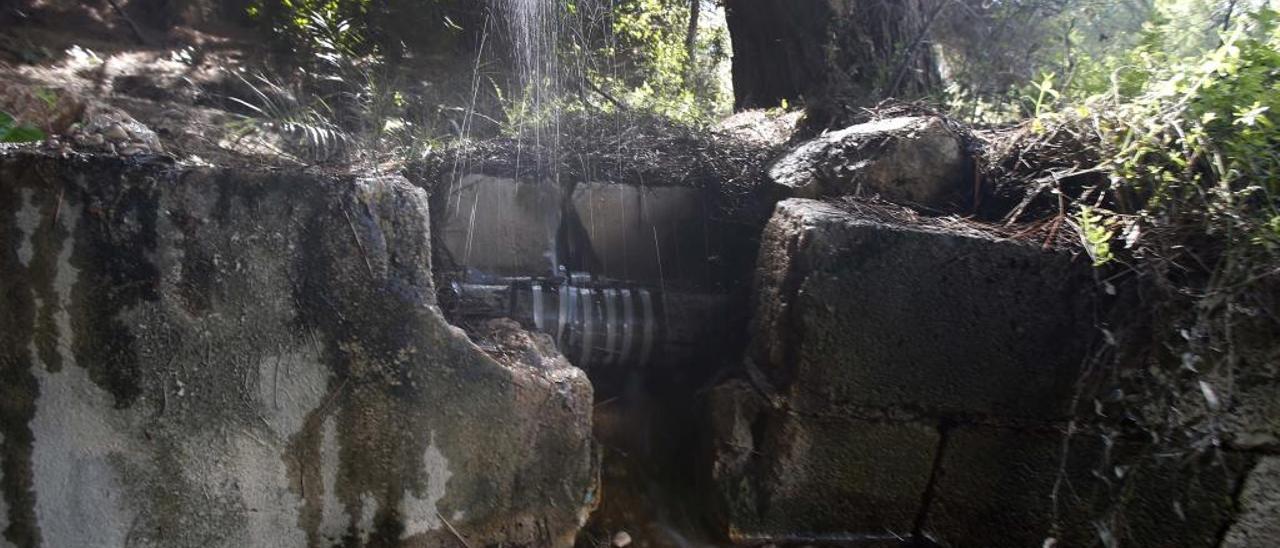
[0,111,44,143]
[944,4,1279,538]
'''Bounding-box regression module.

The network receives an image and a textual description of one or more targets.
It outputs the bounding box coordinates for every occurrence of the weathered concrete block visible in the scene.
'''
[1223,456,1280,547]
[0,152,596,547]
[923,426,1094,547]
[750,199,1097,421]
[434,176,718,286]
[768,117,969,209]
[570,182,712,285]
[706,380,937,543]
[926,426,1252,548]
[433,173,562,277]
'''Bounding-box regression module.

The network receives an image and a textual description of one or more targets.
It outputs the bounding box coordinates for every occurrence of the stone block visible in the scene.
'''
[706,381,937,544]
[570,182,713,285]
[926,426,1251,548]
[432,173,562,277]
[433,176,719,287]
[750,199,1098,421]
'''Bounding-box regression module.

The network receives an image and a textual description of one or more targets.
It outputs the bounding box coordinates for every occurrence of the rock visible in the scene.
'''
[103,123,130,142]
[1222,457,1280,547]
[1220,348,1280,450]
[611,530,633,547]
[708,197,1261,546]
[0,151,596,547]
[0,83,164,155]
[77,103,164,153]
[714,109,804,148]
[767,116,969,209]
[748,199,1097,420]
[706,198,1106,545]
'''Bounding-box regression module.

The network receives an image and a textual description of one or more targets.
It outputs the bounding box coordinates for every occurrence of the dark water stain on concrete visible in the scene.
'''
[284,191,436,546]
[167,206,217,315]
[68,166,162,409]
[26,187,69,374]
[279,185,558,547]
[0,174,43,548]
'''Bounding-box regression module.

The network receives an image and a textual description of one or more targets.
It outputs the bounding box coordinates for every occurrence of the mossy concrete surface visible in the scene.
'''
[0,150,596,548]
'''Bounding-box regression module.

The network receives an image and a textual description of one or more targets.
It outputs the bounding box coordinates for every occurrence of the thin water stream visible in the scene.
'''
[448,3,737,546]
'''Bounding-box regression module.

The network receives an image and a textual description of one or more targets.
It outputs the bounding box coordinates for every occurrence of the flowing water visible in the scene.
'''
[464,4,725,546]
[503,0,562,158]
[501,0,568,274]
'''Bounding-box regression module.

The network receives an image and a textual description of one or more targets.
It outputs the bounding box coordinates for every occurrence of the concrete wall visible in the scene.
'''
[0,151,596,547]
[433,175,722,287]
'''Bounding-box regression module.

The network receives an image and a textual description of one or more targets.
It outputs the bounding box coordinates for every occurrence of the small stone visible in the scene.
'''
[87,133,105,147]
[104,124,130,142]
[120,146,143,156]
[611,531,632,547]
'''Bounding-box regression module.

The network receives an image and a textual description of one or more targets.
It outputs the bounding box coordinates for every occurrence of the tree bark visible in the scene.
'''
[725,0,942,127]
[724,0,833,111]
[684,0,701,79]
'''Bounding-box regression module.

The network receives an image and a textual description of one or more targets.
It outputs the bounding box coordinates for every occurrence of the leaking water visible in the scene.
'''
[442,4,745,546]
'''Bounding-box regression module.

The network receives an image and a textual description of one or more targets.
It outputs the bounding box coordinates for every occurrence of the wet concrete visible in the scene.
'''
[0,150,597,548]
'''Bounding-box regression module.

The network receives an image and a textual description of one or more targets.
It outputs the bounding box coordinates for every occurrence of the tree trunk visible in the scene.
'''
[725,0,943,128]
[724,0,832,111]
[684,0,701,79]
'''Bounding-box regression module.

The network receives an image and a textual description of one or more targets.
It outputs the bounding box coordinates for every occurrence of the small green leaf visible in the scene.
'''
[0,125,46,143]
[35,88,58,109]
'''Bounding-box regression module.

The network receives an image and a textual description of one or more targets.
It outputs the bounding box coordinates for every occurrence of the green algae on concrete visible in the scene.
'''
[0,150,596,548]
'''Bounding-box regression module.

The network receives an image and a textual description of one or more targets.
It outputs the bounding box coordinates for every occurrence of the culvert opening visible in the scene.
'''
[429,174,763,546]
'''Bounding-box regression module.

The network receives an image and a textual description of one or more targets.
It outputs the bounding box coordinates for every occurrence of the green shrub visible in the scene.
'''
[0,111,44,143]
[1011,8,1280,540]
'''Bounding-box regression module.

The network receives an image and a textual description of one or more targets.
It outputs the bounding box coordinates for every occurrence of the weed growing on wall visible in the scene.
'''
[993,7,1280,543]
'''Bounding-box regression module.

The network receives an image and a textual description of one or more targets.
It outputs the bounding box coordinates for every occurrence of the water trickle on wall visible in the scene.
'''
[487,0,569,274]
[501,0,563,170]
